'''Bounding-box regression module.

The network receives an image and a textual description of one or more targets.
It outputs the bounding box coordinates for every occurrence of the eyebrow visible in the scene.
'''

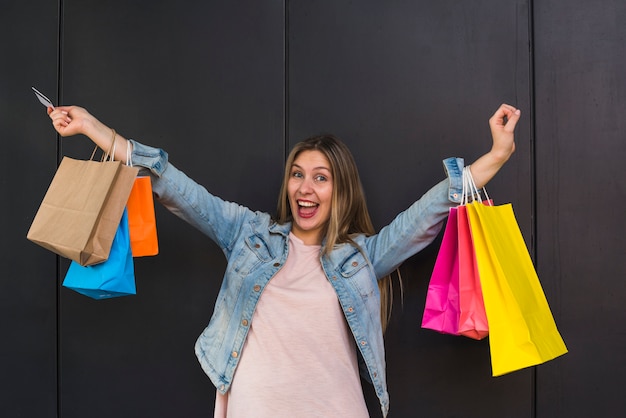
[291,163,331,172]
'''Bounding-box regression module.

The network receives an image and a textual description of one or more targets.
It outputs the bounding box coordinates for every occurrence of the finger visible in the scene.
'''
[51,118,66,130]
[49,109,72,124]
[489,110,508,128]
[499,103,517,113]
[503,108,521,132]
[489,104,518,128]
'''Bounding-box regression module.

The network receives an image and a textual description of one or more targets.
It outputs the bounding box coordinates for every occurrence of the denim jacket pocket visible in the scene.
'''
[339,249,368,278]
[339,249,378,300]
[232,234,274,276]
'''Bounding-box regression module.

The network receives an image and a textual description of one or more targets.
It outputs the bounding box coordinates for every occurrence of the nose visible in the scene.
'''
[298,176,314,194]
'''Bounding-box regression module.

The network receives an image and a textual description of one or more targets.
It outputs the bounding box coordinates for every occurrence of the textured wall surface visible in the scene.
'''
[2,1,624,417]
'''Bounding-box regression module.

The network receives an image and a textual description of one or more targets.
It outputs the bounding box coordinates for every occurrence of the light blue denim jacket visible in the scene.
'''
[130,140,465,417]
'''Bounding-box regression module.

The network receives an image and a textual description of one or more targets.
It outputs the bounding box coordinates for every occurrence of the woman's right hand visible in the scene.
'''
[47,105,131,161]
[48,105,94,137]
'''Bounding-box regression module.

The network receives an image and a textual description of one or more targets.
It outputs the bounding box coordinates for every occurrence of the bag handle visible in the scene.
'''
[89,146,99,161]
[89,129,118,162]
[126,140,133,167]
[461,166,467,205]
[461,166,481,205]
[464,166,492,206]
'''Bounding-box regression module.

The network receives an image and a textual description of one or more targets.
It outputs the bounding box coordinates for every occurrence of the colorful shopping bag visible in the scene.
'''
[127,176,159,257]
[63,209,136,299]
[466,201,568,376]
[28,150,138,266]
[457,204,489,340]
[421,207,460,335]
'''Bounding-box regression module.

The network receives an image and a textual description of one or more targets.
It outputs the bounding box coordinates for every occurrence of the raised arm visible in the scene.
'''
[48,105,131,161]
[469,103,521,188]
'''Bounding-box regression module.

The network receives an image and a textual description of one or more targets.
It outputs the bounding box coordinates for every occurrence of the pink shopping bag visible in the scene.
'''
[457,203,489,340]
[421,207,460,335]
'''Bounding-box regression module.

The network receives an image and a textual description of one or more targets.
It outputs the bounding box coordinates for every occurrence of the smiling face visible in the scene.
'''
[287,150,334,245]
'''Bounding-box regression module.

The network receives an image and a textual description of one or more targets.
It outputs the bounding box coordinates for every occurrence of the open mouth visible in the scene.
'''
[297,200,319,218]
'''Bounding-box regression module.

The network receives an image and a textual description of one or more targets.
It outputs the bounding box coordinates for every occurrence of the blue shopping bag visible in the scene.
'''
[63,209,136,299]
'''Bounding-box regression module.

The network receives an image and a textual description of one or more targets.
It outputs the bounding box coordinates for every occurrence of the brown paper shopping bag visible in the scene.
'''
[27,156,138,266]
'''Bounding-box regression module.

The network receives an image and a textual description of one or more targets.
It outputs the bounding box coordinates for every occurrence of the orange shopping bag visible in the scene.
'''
[126,142,159,257]
[126,176,159,257]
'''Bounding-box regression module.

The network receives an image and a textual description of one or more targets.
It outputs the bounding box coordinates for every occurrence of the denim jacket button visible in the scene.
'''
[360,341,367,346]
[232,351,239,358]
[241,319,249,326]
[254,243,260,248]
[253,285,261,292]
[347,307,354,313]
[351,261,358,267]
[273,262,280,267]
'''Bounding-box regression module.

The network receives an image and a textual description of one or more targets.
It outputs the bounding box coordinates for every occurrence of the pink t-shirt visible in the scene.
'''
[214,233,369,418]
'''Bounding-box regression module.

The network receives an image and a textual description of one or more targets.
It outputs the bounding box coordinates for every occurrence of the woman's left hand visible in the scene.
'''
[489,103,520,163]
[469,103,521,188]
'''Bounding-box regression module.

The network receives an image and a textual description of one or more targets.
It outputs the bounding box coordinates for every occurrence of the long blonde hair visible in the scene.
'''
[275,134,396,332]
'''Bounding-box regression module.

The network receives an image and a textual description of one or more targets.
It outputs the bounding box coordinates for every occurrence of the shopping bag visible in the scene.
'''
[63,209,136,299]
[27,153,139,266]
[127,176,159,257]
[421,207,460,335]
[466,201,568,376]
[457,204,489,340]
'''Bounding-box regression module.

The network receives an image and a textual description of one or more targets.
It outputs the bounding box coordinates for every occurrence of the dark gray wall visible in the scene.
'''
[533,1,626,416]
[1,1,59,417]
[2,1,624,417]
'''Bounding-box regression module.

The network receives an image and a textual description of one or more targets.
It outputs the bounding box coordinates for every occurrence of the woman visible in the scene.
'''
[48,103,520,417]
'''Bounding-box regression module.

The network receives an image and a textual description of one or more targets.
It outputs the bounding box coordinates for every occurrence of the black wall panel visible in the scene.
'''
[4,0,625,417]
[289,2,532,417]
[533,1,626,416]
[1,1,59,417]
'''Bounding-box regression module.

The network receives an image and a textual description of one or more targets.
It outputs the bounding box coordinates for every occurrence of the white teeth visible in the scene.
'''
[298,201,318,207]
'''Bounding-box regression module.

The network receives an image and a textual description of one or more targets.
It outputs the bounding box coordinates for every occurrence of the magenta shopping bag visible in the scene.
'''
[421,207,460,335]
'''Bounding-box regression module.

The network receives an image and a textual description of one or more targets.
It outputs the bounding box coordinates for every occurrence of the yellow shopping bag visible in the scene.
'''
[466,201,568,376]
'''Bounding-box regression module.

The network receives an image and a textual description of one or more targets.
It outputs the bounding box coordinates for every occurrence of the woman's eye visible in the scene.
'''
[292,171,303,178]
[314,175,328,182]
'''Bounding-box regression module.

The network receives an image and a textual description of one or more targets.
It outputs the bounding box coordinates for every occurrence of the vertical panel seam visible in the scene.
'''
[527,0,538,416]
[56,1,64,417]
[283,0,290,161]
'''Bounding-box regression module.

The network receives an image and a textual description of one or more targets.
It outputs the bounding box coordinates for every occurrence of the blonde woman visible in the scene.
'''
[48,103,520,417]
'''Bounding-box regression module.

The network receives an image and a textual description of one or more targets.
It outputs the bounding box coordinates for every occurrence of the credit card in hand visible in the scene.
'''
[32,86,55,109]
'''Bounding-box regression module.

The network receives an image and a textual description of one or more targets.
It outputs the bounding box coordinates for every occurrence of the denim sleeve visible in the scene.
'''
[365,157,464,278]
[128,139,254,253]
[443,157,464,204]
